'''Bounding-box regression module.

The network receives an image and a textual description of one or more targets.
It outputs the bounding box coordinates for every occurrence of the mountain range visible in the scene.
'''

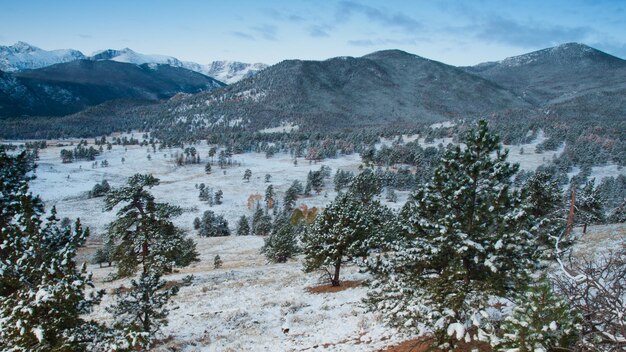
[0,42,624,137]
[140,43,625,133]
[0,60,224,117]
[0,42,267,84]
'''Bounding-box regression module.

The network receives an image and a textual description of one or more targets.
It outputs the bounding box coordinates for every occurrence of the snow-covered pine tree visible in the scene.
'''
[104,174,199,277]
[522,171,567,258]
[252,206,272,236]
[236,215,251,236]
[347,168,382,204]
[213,255,223,269]
[265,184,275,209]
[197,210,230,237]
[107,272,182,349]
[366,120,540,349]
[262,214,300,263]
[302,190,392,286]
[496,277,580,351]
[574,178,604,233]
[0,150,114,351]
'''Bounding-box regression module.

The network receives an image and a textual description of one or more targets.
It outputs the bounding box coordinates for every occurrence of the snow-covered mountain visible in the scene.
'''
[89,48,267,84]
[90,48,185,67]
[0,41,86,72]
[0,42,267,84]
[201,61,268,84]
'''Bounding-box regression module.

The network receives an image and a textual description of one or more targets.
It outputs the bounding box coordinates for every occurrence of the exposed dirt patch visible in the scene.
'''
[305,280,363,293]
[379,337,492,352]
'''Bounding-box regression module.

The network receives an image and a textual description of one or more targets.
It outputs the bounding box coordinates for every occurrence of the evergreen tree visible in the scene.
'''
[262,215,300,263]
[104,174,199,277]
[496,278,580,351]
[574,178,604,232]
[92,239,115,268]
[204,162,212,174]
[243,169,252,182]
[348,168,382,204]
[366,121,541,349]
[283,182,300,211]
[307,170,324,194]
[252,206,272,236]
[265,184,275,209]
[213,255,223,269]
[107,272,183,349]
[197,210,230,237]
[236,215,251,236]
[0,151,112,351]
[214,189,223,205]
[302,191,392,286]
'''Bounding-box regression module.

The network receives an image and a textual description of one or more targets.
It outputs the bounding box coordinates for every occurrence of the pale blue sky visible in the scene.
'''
[1,0,624,65]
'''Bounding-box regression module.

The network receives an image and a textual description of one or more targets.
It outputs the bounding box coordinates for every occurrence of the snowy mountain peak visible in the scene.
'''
[0,41,86,72]
[496,42,611,68]
[204,61,268,84]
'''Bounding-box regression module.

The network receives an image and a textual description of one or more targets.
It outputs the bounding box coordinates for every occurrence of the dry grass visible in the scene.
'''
[305,280,363,294]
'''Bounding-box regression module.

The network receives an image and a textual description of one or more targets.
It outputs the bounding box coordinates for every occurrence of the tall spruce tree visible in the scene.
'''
[262,214,300,263]
[366,121,541,349]
[236,215,251,236]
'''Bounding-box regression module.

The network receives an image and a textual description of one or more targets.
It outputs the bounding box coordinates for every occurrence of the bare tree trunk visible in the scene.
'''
[332,258,341,286]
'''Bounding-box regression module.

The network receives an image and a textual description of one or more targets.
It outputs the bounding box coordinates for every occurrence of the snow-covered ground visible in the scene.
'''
[16,131,624,351]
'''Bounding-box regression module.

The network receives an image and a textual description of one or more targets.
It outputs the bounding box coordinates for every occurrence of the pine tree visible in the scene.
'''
[0,151,112,351]
[204,162,212,174]
[265,184,275,209]
[302,191,392,286]
[262,215,299,263]
[105,174,199,277]
[252,206,272,236]
[213,255,223,269]
[197,210,230,237]
[496,278,580,351]
[348,169,382,203]
[236,215,251,236]
[283,182,300,211]
[366,121,541,349]
[214,189,223,205]
[243,169,252,182]
[107,272,183,349]
[574,178,604,233]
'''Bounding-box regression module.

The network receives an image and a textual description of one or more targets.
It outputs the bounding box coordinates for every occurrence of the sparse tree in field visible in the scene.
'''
[243,169,252,182]
[236,215,251,236]
[89,179,111,198]
[283,181,301,211]
[92,239,115,268]
[197,210,230,237]
[348,168,382,204]
[252,206,272,236]
[214,189,223,205]
[302,189,391,286]
[265,174,271,183]
[213,255,223,269]
[262,214,299,263]
[205,162,212,174]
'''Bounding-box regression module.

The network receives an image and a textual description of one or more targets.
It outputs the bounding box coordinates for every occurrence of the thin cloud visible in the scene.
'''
[230,31,255,40]
[78,34,92,39]
[309,25,331,38]
[262,8,305,23]
[347,37,420,47]
[337,1,422,33]
[474,17,592,48]
[251,24,278,41]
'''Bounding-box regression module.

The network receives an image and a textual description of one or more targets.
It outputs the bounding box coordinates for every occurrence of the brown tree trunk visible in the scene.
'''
[583,223,587,234]
[332,258,342,287]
